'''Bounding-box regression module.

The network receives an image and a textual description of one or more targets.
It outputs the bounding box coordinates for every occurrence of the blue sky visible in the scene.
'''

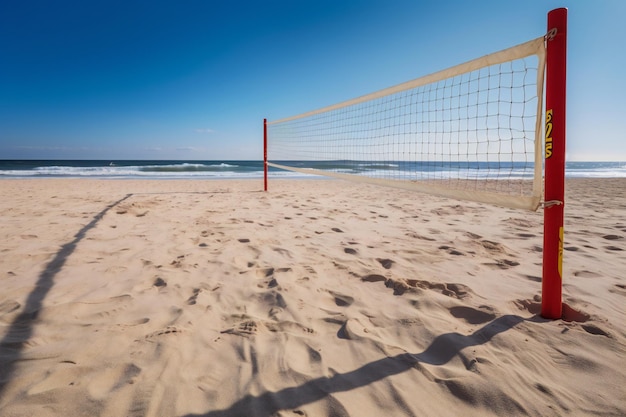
[0,0,624,161]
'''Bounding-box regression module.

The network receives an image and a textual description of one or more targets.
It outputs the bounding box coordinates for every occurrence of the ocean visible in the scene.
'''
[0,160,624,179]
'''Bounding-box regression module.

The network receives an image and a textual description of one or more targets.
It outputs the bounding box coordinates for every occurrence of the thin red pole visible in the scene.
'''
[542,8,567,319]
[263,118,268,191]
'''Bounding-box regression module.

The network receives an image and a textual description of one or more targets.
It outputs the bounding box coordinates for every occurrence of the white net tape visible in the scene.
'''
[268,37,546,210]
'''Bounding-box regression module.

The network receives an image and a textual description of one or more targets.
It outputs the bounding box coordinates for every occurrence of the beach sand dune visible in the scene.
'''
[0,178,624,416]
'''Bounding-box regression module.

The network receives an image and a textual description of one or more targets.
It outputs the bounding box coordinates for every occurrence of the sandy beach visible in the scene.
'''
[0,178,624,416]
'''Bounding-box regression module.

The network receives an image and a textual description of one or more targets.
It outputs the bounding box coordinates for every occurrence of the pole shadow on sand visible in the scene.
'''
[185,314,528,417]
[0,194,134,395]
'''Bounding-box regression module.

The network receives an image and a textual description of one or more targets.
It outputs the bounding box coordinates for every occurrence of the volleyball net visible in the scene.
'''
[266,37,545,211]
[264,8,567,319]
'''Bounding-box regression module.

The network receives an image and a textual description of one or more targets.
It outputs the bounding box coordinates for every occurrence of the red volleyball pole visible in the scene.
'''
[264,118,268,192]
[542,8,567,319]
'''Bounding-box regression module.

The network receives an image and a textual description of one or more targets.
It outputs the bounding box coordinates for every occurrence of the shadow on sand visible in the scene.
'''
[184,314,529,417]
[0,191,537,414]
[0,188,264,397]
[0,193,133,395]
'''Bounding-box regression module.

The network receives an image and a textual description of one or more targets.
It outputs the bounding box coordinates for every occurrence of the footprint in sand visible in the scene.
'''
[377,258,394,269]
[273,247,293,258]
[361,274,387,283]
[266,278,279,288]
[256,267,275,278]
[115,317,150,329]
[327,290,354,307]
[439,245,465,256]
[266,321,315,335]
[337,318,378,341]
[609,284,626,296]
[221,320,259,337]
[20,234,38,239]
[406,232,436,241]
[480,240,506,253]
[224,313,316,337]
[255,267,292,280]
[170,255,186,268]
[153,277,167,288]
[483,259,520,269]
[77,294,133,320]
[573,270,601,278]
[580,324,612,337]
[523,274,542,283]
[449,306,496,325]
[186,288,201,305]
[506,217,538,228]
[374,276,472,299]
[513,298,542,315]
[142,326,183,340]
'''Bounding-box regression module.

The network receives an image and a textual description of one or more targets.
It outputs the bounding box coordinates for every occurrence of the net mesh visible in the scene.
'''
[267,37,546,210]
